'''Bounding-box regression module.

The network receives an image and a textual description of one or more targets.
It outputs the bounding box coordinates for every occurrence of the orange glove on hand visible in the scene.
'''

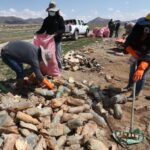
[133,61,149,81]
[42,78,54,89]
[126,46,139,58]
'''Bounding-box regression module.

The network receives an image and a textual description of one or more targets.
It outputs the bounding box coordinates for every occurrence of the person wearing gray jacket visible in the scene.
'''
[1,40,54,89]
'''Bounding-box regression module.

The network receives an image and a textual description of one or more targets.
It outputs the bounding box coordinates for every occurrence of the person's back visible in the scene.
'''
[108,19,115,37]
[115,22,120,31]
[2,40,39,64]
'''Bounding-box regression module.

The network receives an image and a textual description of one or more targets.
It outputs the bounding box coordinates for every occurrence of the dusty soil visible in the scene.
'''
[63,38,150,150]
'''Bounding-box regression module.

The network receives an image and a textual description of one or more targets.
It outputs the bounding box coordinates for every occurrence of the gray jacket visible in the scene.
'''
[1,40,43,81]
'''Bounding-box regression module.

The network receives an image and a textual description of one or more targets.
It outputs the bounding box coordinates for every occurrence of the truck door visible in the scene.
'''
[80,20,87,34]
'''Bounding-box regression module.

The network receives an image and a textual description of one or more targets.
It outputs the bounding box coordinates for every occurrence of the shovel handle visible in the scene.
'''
[130,62,137,132]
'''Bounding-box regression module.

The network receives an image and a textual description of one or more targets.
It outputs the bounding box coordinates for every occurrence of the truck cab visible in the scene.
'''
[63,19,89,40]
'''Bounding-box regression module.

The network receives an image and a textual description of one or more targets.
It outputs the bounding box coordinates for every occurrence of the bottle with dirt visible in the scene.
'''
[35,88,54,97]
[89,85,105,102]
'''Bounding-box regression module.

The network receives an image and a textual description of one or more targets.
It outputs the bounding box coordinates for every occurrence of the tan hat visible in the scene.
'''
[46,1,59,12]
[40,46,51,66]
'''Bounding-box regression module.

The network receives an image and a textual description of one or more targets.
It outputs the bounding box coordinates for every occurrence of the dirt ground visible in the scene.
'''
[63,37,150,150]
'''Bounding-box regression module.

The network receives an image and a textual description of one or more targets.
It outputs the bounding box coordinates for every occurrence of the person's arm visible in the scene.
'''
[36,18,47,34]
[55,16,65,36]
[125,46,139,58]
[32,61,54,89]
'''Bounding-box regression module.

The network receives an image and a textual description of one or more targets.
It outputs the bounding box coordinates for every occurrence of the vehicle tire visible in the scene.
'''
[85,29,89,37]
[72,30,79,40]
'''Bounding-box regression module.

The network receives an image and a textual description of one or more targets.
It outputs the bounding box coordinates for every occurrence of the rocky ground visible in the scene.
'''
[62,38,150,150]
[0,37,149,150]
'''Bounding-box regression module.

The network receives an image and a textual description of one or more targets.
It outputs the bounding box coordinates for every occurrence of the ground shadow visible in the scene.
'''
[0,67,35,98]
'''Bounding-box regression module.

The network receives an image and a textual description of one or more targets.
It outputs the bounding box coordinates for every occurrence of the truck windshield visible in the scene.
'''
[65,20,76,25]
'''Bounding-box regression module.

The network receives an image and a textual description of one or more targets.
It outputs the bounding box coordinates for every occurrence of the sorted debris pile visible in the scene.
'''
[0,77,127,150]
[63,50,102,72]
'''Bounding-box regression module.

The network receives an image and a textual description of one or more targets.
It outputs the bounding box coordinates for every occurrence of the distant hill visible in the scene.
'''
[0,16,43,24]
[0,16,137,25]
[88,17,137,26]
[88,17,110,26]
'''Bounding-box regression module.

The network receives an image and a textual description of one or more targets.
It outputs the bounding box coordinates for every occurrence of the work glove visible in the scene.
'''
[125,46,139,58]
[133,61,149,81]
[42,78,54,89]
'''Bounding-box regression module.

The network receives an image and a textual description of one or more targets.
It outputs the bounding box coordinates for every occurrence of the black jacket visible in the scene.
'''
[36,14,65,42]
[125,17,150,62]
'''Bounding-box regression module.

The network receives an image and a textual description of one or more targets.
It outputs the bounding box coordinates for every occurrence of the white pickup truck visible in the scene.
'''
[63,19,89,40]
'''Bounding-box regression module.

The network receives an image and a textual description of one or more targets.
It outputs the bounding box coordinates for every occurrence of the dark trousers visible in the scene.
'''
[1,50,24,79]
[128,61,150,95]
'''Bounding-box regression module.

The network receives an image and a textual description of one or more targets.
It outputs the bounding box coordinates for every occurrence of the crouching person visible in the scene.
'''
[1,40,54,89]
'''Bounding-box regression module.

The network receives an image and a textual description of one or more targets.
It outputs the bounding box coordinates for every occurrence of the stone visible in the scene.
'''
[110,94,127,105]
[68,104,90,114]
[52,110,63,123]
[47,123,70,136]
[113,104,123,119]
[34,136,46,150]
[39,116,51,128]
[26,133,39,149]
[15,138,29,150]
[19,128,31,137]
[3,134,19,150]
[68,77,75,83]
[67,135,83,145]
[20,121,38,132]
[0,126,19,134]
[50,98,66,108]
[67,97,85,106]
[81,121,98,137]
[0,110,15,127]
[85,138,108,150]
[26,107,52,117]
[105,74,112,82]
[62,113,78,122]
[67,118,83,129]
[35,88,55,97]
[16,111,40,125]
[79,113,93,121]
[90,109,106,127]
[55,135,67,150]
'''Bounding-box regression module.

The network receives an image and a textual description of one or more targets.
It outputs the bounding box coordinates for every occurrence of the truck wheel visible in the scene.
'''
[72,30,79,40]
[85,29,89,37]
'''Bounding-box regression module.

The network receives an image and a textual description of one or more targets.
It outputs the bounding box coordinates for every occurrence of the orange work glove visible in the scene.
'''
[42,78,54,89]
[133,61,149,81]
[126,46,139,58]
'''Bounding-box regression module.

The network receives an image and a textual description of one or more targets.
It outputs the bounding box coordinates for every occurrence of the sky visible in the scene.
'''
[0,0,150,22]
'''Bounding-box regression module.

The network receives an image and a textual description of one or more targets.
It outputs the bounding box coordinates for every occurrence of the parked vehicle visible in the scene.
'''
[63,19,89,40]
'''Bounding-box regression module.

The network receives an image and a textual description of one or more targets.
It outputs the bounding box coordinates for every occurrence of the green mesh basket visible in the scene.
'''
[112,128,145,146]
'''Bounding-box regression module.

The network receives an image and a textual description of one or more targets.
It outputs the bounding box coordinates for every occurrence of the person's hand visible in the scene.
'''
[133,69,144,81]
[133,61,149,81]
[42,78,54,89]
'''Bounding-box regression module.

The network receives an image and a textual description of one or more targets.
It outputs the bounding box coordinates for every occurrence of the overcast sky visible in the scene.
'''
[0,0,149,22]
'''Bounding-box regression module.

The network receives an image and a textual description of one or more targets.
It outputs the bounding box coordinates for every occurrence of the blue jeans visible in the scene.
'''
[1,52,24,79]
[128,61,150,95]
[55,42,62,69]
